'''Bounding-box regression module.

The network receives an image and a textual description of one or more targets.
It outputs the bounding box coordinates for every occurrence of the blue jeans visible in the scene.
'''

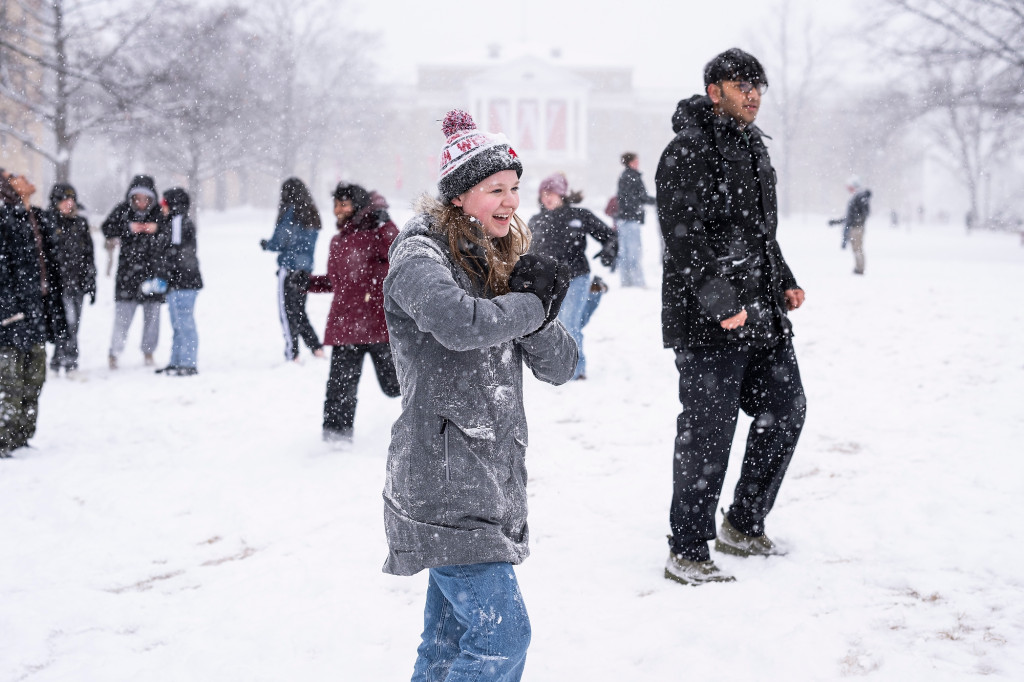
[616,220,645,287]
[412,562,531,682]
[557,275,602,379]
[167,289,199,368]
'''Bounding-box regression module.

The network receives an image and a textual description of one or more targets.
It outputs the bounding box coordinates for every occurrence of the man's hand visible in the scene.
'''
[130,222,157,234]
[785,288,805,311]
[720,309,747,330]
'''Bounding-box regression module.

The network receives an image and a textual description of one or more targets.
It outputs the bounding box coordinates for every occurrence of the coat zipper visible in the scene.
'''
[440,418,450,481]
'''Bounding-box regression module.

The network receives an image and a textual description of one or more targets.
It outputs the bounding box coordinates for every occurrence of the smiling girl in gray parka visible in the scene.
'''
[382,110,576,682]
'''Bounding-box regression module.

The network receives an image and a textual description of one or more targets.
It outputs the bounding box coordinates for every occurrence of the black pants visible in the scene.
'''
[669,339,806,561]
[277,268,321,360]
[323,343,400,435]
[0,344,47,453]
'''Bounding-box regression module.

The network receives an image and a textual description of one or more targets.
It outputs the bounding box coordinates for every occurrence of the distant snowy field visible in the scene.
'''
[2,206,1022,681]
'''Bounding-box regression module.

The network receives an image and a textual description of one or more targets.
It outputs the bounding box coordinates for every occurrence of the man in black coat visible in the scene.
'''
[0,169,52,457]
[829,176,871,275]
[655,48,807,585]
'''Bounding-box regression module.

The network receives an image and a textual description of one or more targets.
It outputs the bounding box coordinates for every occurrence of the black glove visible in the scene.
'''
[595,242,618,270]
[509,254,570,328]
[259,239,269,250]
[88,290,96,305]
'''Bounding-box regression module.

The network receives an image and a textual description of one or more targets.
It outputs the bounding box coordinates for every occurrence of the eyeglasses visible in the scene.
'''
[726,81,767,95]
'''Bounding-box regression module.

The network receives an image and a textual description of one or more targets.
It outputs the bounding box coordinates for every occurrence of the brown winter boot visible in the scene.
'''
[108,355,118,370]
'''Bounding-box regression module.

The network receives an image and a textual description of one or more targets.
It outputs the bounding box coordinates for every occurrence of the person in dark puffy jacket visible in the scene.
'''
[0,169,51,456]
[528,172,617,380]
[260,178,324,362]
[308,183,400,443]
[157,187,203,376]
[656,48,807,586]
[383,110,576,682]
[44,183,96,374]
[101,175,169,369]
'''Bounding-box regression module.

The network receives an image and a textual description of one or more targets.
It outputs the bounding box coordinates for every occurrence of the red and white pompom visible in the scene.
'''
[442,109,476,138]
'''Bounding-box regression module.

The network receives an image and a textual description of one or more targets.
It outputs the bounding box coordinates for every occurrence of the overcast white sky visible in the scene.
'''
[349,0,861,91]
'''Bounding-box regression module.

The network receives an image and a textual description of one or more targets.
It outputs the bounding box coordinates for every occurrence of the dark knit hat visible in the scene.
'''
[332,182,371,214]
[437,109,522,203]
[703,48,768,88]
[49,182,84,210]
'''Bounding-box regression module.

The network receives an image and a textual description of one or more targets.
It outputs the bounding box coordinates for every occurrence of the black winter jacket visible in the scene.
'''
[0,203,50,349]
[616,167,655,223]
[164,212,203,291]
[43,211,96,297]
[655,95,799,349]
[102,201,170,302]
[527,204,617,280]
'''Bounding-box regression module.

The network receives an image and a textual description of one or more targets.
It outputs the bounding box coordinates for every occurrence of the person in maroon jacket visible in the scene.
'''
[308,183,401,444]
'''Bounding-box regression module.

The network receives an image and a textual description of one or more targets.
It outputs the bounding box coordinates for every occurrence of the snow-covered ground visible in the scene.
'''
[2,207,1022,680]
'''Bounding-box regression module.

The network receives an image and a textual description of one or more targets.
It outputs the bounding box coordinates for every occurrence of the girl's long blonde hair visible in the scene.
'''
[420,195,531,296]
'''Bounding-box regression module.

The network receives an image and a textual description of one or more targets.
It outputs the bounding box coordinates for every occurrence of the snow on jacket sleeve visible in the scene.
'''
[386,235,545,353]
[263,208,295,253]
[516,319,577,386]
[656,133,743,322]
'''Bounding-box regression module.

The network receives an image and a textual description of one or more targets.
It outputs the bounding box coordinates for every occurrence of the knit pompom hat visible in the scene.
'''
[437,109,522,203]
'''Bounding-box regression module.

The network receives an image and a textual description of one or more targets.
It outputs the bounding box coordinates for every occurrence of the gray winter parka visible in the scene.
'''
[381,211,577,576]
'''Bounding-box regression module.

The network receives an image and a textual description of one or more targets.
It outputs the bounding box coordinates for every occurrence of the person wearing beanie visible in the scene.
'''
[156,187,203,376]
[307,183,400,444]
[656,48,806,586]
[101,174,169,369]
[43,182,96,374]
[615,152,655,287]
[528,172,617,380]
[828,175,872,274]
[260,178,324,362]
[381,110,576,681]
[0,169,59,456]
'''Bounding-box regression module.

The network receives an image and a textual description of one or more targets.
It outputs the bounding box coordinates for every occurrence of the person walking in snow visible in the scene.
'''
[828,176,871,275]
[308,183,400,444]
[527,172,616,380]
[656,48,807,585]
[615,151,655,287]
[260,178,325,362]
[0,169,57,456]
[101,175,169,370]
[157,187,203,376]
[382,109,576,681]
[43,183,96,374]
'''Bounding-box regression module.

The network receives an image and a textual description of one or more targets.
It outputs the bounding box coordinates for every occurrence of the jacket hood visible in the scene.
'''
[126,174,157,202]
[338,191,391,235]
[671,95,715,134]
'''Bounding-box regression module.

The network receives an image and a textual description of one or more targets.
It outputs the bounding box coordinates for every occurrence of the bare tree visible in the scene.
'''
[131,4,259,208]
[0,0,168,182]
[749,0,833,216]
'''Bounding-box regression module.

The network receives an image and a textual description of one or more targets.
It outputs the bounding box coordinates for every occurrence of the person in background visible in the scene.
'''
[308,183,400,444]
[157,187,203,376]
[829,176,872,275]
[615,152,656,287]
[102,175,169,370]
[260,178,324,362]
[382,109,575,682]
[656,48,807,585]
[44,183,96,375]
[528,171,617,380]
[0,169,54,457]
